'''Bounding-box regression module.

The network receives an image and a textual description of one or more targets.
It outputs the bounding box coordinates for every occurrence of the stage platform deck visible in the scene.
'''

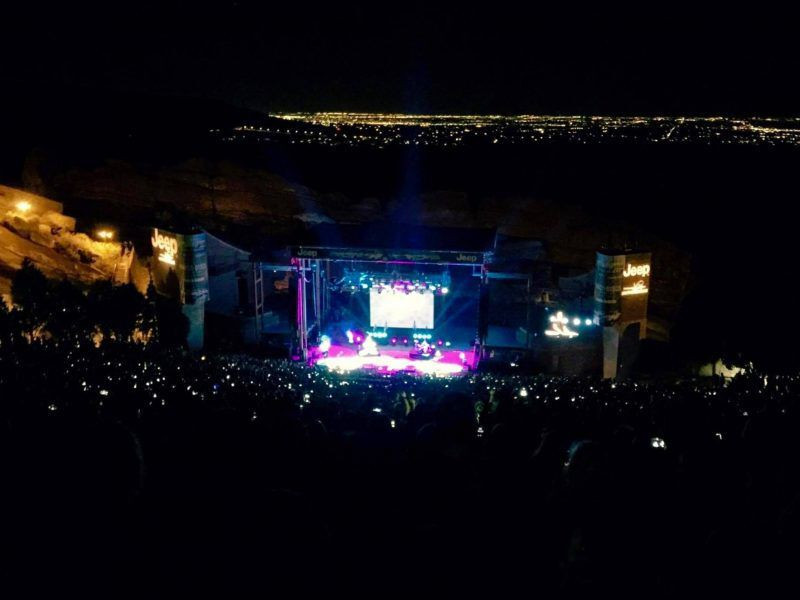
[311,344,475,376]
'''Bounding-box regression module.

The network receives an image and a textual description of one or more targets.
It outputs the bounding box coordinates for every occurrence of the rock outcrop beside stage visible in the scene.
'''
[20,151,691,326]
[0,184,134,303]
[23,154,309,229]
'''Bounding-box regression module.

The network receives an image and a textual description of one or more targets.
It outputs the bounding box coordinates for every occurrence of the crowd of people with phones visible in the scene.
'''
[2,338,800,594]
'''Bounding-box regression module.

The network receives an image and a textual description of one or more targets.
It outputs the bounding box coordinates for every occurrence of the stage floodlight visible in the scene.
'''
[319,335,331,354]
[441,287,449,294]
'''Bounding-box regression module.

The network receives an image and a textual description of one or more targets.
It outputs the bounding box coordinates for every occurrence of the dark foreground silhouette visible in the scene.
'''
[2,339,800,596]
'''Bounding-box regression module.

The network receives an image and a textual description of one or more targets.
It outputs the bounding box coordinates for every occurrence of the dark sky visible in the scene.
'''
[5,1,800,115]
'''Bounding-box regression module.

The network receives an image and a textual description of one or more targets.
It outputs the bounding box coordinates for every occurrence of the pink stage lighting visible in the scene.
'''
[316,354,465,377]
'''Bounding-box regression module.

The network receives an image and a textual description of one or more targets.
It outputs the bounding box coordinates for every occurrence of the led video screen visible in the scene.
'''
[369,289,434,329]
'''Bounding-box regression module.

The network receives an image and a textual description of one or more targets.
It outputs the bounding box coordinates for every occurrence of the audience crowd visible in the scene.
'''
[3,335,800,594]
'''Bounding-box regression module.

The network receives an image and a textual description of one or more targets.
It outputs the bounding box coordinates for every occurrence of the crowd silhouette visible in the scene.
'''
[3,336,800,594]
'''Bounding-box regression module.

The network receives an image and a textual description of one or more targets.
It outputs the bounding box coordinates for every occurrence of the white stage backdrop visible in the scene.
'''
[369,289,434,329]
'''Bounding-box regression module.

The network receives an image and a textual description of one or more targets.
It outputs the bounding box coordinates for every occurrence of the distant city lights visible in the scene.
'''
[215,114,800,149]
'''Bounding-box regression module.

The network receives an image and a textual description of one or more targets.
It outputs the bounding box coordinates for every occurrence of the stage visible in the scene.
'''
[290,223,496,377]
[311,344,475,376]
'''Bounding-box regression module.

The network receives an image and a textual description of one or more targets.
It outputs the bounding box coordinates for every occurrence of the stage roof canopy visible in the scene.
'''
[290,223,496,265]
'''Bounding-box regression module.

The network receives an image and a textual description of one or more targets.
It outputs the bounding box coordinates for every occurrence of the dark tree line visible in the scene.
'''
[1,259,188,349]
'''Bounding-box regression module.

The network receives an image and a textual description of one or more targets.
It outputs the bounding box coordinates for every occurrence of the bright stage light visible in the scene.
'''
[441,287,449,294]
[544,311,579,338]
[358,335,379,356]
[573,318,581,326]
[319,335,331,353]
[316,354,464,376]
[585,318,593,326]
[15,200,32,212]
[370,287,433,329]
[96,229,115,241]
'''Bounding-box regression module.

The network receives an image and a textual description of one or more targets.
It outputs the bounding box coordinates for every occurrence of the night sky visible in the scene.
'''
[5,1,800,115]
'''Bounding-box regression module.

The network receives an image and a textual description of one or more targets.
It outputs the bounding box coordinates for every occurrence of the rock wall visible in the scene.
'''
[20,151,691,324]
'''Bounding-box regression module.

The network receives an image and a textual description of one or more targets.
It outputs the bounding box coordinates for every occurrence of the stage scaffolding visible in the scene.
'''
[288,224,497,364]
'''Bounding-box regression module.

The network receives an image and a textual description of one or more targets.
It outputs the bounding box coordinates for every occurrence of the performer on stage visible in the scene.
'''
[358,334,380,357]
[410,339,435,360]
[318,335,331,357]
